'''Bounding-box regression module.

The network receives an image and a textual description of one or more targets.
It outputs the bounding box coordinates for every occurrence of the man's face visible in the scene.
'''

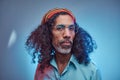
[52,15,75,54]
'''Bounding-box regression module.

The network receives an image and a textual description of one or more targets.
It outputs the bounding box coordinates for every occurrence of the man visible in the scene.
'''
[26,8,101,80]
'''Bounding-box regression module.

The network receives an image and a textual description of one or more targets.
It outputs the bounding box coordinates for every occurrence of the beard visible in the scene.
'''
[52,39,73,54]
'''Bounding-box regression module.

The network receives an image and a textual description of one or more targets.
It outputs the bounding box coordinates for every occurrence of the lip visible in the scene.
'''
[62,42,71,46]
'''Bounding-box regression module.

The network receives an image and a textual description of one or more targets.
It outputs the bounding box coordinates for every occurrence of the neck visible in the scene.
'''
[55,53,71,64]
[55,52,72,74]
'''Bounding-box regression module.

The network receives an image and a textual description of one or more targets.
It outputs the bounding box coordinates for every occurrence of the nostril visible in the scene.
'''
[63,29,71,36]
[63,32,71,39]
[63,36,70,39]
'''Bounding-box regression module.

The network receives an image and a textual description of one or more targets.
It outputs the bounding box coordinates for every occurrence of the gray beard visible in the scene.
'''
[53,44,71,54]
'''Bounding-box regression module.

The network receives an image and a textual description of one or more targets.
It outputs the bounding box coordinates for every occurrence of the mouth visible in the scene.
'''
[62,42,71,46]
[59,40,73,49]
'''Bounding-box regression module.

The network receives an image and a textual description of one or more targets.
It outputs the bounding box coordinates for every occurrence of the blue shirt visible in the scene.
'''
[34,55,101,80]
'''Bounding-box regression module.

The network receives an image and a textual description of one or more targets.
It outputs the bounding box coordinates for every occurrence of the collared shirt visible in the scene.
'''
[34,55,101,80]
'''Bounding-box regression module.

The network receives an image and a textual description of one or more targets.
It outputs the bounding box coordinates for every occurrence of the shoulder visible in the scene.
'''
[35,63,53,74]
[87,61,98,71]
[78,61,99,75]
[34,63,54,80]
[71,55,98,72]
[78,61,101,80]
[34,63,41,80]
[87,61,102,80]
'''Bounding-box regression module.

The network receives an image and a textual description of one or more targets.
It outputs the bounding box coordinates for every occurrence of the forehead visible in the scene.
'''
[55,15,74,25]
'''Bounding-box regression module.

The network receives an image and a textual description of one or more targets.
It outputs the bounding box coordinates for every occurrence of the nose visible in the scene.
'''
[63,28,71,39]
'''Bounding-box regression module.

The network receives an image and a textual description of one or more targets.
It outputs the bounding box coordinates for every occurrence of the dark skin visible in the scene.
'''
[55,52,72,74]
[52,15,75,74]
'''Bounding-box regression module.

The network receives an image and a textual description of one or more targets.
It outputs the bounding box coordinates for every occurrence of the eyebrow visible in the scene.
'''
[56,24,75,26]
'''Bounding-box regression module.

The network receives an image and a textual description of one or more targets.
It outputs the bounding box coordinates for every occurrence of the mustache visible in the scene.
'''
[59,39,73,45]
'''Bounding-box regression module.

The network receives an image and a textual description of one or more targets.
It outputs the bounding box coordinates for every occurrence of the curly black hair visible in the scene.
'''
[25,12,97,72]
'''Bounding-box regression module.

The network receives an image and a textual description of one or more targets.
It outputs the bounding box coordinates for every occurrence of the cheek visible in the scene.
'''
[52,33,61,45]
[52,36,57,44]
[71,33,75,40]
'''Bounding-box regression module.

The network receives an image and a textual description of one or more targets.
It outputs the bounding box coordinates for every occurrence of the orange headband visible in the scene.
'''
[41,8,75,24]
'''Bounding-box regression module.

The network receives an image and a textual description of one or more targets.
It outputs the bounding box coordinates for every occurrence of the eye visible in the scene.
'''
[56,24,65,31]
[68,25,75,31]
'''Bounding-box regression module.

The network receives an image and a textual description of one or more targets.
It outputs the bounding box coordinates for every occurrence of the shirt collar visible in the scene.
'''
[50,56,58,70]
[50,54,78,69]
[69,54,78,69]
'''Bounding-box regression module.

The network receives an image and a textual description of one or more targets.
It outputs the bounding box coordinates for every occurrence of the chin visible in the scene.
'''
[56,47,71,54]
[53,43,72,54]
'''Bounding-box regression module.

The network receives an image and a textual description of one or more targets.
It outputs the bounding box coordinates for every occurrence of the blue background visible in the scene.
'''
[0,0,120,80]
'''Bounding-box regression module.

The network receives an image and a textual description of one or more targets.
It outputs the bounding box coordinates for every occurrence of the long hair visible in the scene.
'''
[25,12,97,72]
